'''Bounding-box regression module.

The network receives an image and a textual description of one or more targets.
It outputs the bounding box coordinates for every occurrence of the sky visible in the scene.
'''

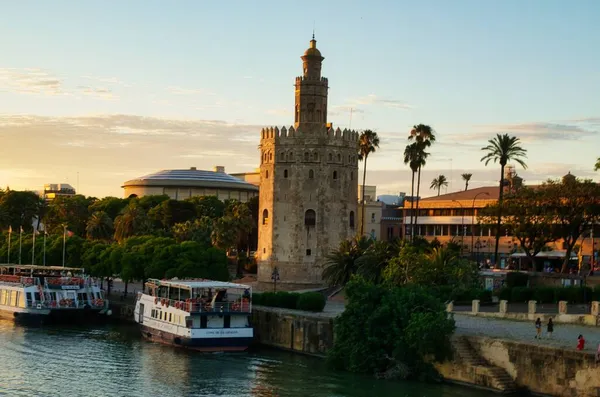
[1,0,599,198]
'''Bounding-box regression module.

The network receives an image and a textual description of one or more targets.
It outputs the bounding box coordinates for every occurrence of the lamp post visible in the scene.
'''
[452,200,465,255]
[475,239,482,266]
[271,267,280,292]
[471,192,490,259]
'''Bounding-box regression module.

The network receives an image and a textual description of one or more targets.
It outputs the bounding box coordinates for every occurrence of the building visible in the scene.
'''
[43,183,76,201]
[257,36,359,288]
[231,169,260,187]
[122,166,258,202]
[381,203,403,241]
[357,185,383,240]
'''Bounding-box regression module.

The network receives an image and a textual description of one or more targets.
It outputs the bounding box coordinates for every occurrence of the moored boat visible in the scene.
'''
[135,278,254,352]
[0,264,110,324]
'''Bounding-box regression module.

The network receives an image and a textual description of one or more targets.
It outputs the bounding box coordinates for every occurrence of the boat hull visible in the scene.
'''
[0,308,49,326]
[140,324,252,352]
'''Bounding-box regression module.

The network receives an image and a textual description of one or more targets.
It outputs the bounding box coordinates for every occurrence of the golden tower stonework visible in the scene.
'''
[257,37,359,288]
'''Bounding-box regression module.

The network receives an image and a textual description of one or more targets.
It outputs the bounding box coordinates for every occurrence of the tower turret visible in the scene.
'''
[294,36,329,129]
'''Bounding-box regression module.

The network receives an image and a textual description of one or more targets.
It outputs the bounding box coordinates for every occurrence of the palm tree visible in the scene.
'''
[595,157,600,171]
[403,143,420,240]
[481,133,527,266]
[358,129,380,236]
[430,175,449,196]
[408,124,435,240]
[461,173,472,191]
[86,211,114,241]
[322,236,372,287]
[114,203,150,242]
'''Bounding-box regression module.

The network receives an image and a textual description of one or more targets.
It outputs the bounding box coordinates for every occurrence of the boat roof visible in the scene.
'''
[145,278,250,290]
[0,264,85,272]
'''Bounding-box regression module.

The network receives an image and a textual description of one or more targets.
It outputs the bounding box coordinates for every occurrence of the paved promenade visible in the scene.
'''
[454,313,600,353]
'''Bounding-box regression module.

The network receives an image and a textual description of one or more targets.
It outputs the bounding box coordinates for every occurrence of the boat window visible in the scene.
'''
[169,313,172,322]
[11,291,17,307]
[34,292,41,301]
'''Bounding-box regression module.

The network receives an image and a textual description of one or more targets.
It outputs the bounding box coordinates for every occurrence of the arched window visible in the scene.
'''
[333,171,338,180]
[309,169,314,179]
[284,152,288,161]
[328,153,332,161]
[266,170,269,179]
[350,171,354,180]
[262,209,269,225]
[289,151,294,161]
[337,153,341,162]
[314,152,319,161]
[304,209,316,227]
[304,152,309,162]
[269,152,273,161]
[348,155,351,163]
[349,211,355,228]
[284,169,288,178]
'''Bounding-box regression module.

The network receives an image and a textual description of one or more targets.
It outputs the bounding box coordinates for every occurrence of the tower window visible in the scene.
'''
[333,171,338,180]
[309,169,314,179]
[306,249,312,256]
[269,152,273,161]
[289,151,294,161]
[328,153,332,162]
[262,209,269,225]
[349,211,355,228]
[266,170,269,179]
[350,171,354,181]
[304,209,316,227]
[304,152,309,162]
[371,213,376,221]
[284,169,288,178]
[314,152,319,161]
[337,153,341,162]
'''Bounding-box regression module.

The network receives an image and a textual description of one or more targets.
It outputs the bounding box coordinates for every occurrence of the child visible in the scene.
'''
[577,334,585,351]
[535,318,542,339]
[547,318,554,339]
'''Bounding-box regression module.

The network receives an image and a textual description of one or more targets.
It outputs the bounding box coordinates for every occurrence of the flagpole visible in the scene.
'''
[7,227,11,264]
[62,225,67,268]
[43,231,47,266]
[19,227,23,265]
[32,229,36,265]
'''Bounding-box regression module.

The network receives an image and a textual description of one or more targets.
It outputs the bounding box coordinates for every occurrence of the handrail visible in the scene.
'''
[151,296,252,313]
[26,297,105,309]
[0,275,41,286]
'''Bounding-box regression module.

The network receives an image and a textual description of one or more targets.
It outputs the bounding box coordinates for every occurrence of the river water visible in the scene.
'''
[0,320,495,397]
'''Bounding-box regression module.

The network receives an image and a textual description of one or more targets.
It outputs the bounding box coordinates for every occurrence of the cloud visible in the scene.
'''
[347,94,413,110]
[265,108,292,116]
[166,86,214,96]
[77,86,116,100]
[81,75,130,87]
[0,68,64,96]
[328,106,366,116]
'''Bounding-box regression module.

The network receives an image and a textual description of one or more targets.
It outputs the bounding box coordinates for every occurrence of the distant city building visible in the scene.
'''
[358,185,383,240]
[377,192,406,206]
[230,169,260,187]
[257,36,359,288]
[358,185,377,203]
[43,183,76,201]
[122,166,258,202]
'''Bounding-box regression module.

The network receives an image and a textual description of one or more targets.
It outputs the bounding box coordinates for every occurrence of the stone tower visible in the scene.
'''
[257,37,359,288]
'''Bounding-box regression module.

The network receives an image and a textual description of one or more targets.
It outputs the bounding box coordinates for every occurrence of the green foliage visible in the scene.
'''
[510,286,533,303]
[532,287,555,304]
[186,195,225,219]
[148,199,196,230]
[296,292,326,312]
[0,190,43,232]
[328,277,455,379]
[494,286,593,304]
[88,197,129,221]
[322,236,373,287]
[86,211,114,241]
[505,272,529,288]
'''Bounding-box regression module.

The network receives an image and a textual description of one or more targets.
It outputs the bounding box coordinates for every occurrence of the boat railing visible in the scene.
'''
[25,297,106,309]
[0,275,41,287]
[45,277,85,288]
[151,296,252,314]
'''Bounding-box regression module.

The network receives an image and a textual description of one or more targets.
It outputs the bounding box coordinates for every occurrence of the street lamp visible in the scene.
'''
[271,267,280,292]
[452,200,465,255]
[471,192,490,259]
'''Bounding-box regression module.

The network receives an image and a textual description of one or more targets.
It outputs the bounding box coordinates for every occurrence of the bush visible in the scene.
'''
[275,291,300,309]
[593,286,600,302]
[505,272,529,288]
[296,292,326,312]
[475,289,493,303]
[532,287,555,304]
[252,292,263,305]
[495,287,512,301]
[511,287,532,303]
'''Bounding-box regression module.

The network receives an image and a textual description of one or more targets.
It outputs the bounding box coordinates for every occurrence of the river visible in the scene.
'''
[0,320,495,397]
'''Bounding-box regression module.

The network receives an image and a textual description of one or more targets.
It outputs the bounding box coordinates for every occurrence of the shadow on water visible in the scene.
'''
[0,320,496,397]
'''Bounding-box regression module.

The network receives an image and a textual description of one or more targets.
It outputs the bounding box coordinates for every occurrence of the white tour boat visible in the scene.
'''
[0,264,109,324]
[135,279,254,352]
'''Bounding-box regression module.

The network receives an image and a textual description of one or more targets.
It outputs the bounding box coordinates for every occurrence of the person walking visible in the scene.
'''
[577,334,586,351]
[547,318,554,339]
[535,318,542,339]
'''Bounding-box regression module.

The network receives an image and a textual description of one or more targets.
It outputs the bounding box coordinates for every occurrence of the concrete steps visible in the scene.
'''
[453,336,517,394]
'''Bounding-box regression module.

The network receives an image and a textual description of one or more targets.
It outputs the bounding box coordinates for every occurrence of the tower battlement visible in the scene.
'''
[260,125,358,146]
[295,76,328,84]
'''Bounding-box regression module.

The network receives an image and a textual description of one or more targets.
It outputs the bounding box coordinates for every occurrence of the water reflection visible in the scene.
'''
[0,322,495,397]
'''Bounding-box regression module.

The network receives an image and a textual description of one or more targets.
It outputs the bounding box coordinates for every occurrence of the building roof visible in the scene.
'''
[122,168,258,191]
[418,186,500,202]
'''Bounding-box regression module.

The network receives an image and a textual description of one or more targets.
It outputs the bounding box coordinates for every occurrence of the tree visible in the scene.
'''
[88,197,130,221]
[461,173,472,191]
[44,195,95,236]
[355,239,399,284]
[358,130,380,236]
[328,277,455,379]
[86,211,114,241]
[186,195,226,219]
[172,217,213,246]
[595,157,600,171]
[542,177,600,272]
[479,187,557,271]
[480,133,527,266]
[430,175,448,196]
[322,236,373,287]
[408,124,435,241]
[148,199,196,230]
[403,143,420,241]
[0,190,42,232]
[114,202,151,242]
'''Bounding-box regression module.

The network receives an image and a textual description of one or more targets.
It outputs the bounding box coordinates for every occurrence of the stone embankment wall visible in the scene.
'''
[109,301,136,324]
[251,306,334,356]
[437,335,600,396]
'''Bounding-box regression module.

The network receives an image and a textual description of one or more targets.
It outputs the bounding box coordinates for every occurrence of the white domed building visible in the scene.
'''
[122,166,258,202]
